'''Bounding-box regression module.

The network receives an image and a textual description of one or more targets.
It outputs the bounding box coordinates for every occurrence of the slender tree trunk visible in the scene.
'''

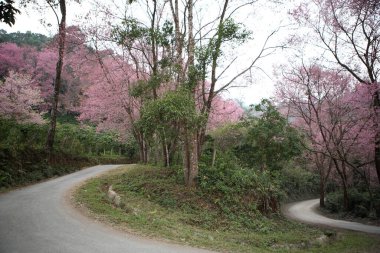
[139,140,144,162]
[143,139,148,163]
[319,179,325,208]
[320,158,333,208]
[183,131,198,187]
[45,0,66,160]
[182,0,198,187]
[211,145,216,167]
[374,91,380,184]
[161,140,170,167]
[135,132,147,164]
[342,180,349,210]
[341,161,349,210]
[165,143,170,167]
[183,129,191,185]
[332,158,349,210]
[169,0,183,84]
[188,133,198,187]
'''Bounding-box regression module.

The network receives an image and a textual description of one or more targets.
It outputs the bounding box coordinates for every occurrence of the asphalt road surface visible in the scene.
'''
[283,198,380,235]
[0,165,215,253]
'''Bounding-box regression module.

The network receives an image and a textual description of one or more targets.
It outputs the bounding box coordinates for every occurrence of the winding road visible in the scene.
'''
[2,166,380,253]
[0,165,215,253]
[283,199,380,235]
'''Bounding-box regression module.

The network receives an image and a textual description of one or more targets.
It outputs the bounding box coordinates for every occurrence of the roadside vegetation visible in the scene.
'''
[75,165,380,253]
[0,116,137,190]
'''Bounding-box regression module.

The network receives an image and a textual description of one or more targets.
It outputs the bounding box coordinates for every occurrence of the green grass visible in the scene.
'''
[74,165,380,253]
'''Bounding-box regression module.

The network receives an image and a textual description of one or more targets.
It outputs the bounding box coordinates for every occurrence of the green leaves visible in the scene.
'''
[220,18,251,44]
[236,99,303,171]
[138,89,202,138]
[195,18,251,80]
[112,18,147,46]
[0,0,21,27]
[112,18,174,48]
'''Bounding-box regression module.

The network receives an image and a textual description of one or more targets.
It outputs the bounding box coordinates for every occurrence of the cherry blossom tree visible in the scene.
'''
[0,42,31,78]
[0,71,43,123]
[0,34,89,113]
[207,96,244,130]
[78,52,142,153]
[291,0,380,184]
[276,63,376,208]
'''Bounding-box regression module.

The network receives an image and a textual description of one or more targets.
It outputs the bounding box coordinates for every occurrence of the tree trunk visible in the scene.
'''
[143,139,148,163]
[135,131,148,164]
[45,0,66,160]
[319,180,325,208]
[211,145,216,167]
[183,132,198,187]
[162,141,170,167]
[139,141,144,162]
[374,91,380,184]
[342,180,349,210]
[183,130,191,186]
[188,134,198,187]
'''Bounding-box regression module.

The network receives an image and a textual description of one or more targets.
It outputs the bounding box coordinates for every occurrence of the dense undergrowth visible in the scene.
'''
[325,188,380,219]
[75,165,380,253]
[0,117,137,189]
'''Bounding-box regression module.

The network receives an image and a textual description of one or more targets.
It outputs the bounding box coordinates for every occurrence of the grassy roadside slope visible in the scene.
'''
[74,165,380,253]
[0,148,132,192]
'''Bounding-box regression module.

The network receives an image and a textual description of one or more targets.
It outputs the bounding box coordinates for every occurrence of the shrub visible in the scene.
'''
[325,187,379,218]
[199,151,284,215]
[0,117,137,189]
[279,165,319,201]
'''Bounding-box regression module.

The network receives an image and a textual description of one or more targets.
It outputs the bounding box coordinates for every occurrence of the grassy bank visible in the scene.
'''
[0,117,137,190]
[74,165,380,253]
[0,147,132,191]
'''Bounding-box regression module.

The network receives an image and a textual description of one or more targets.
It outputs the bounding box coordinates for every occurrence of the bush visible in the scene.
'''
[0,117,138,159]
[0,117,137,189]
[199,151,284,215]
[325,191,343,213]
[325,187,378,218]
[279,165,319,201]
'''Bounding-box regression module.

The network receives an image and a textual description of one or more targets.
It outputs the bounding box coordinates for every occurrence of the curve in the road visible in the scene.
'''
[283,198,380,235]
[0,164,216,253]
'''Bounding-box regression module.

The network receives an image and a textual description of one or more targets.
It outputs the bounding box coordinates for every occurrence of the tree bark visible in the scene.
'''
[333,159,349,210]
[45,0,66,160]
[183,131,198,187]
[136,132,147,164]
[211,144,216,167]
[342,180,349,210]
[161,135,170,167]
[188,133,198,186]
[319,180,325,208]
[183,129,191,185]
[374,91,380,184]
